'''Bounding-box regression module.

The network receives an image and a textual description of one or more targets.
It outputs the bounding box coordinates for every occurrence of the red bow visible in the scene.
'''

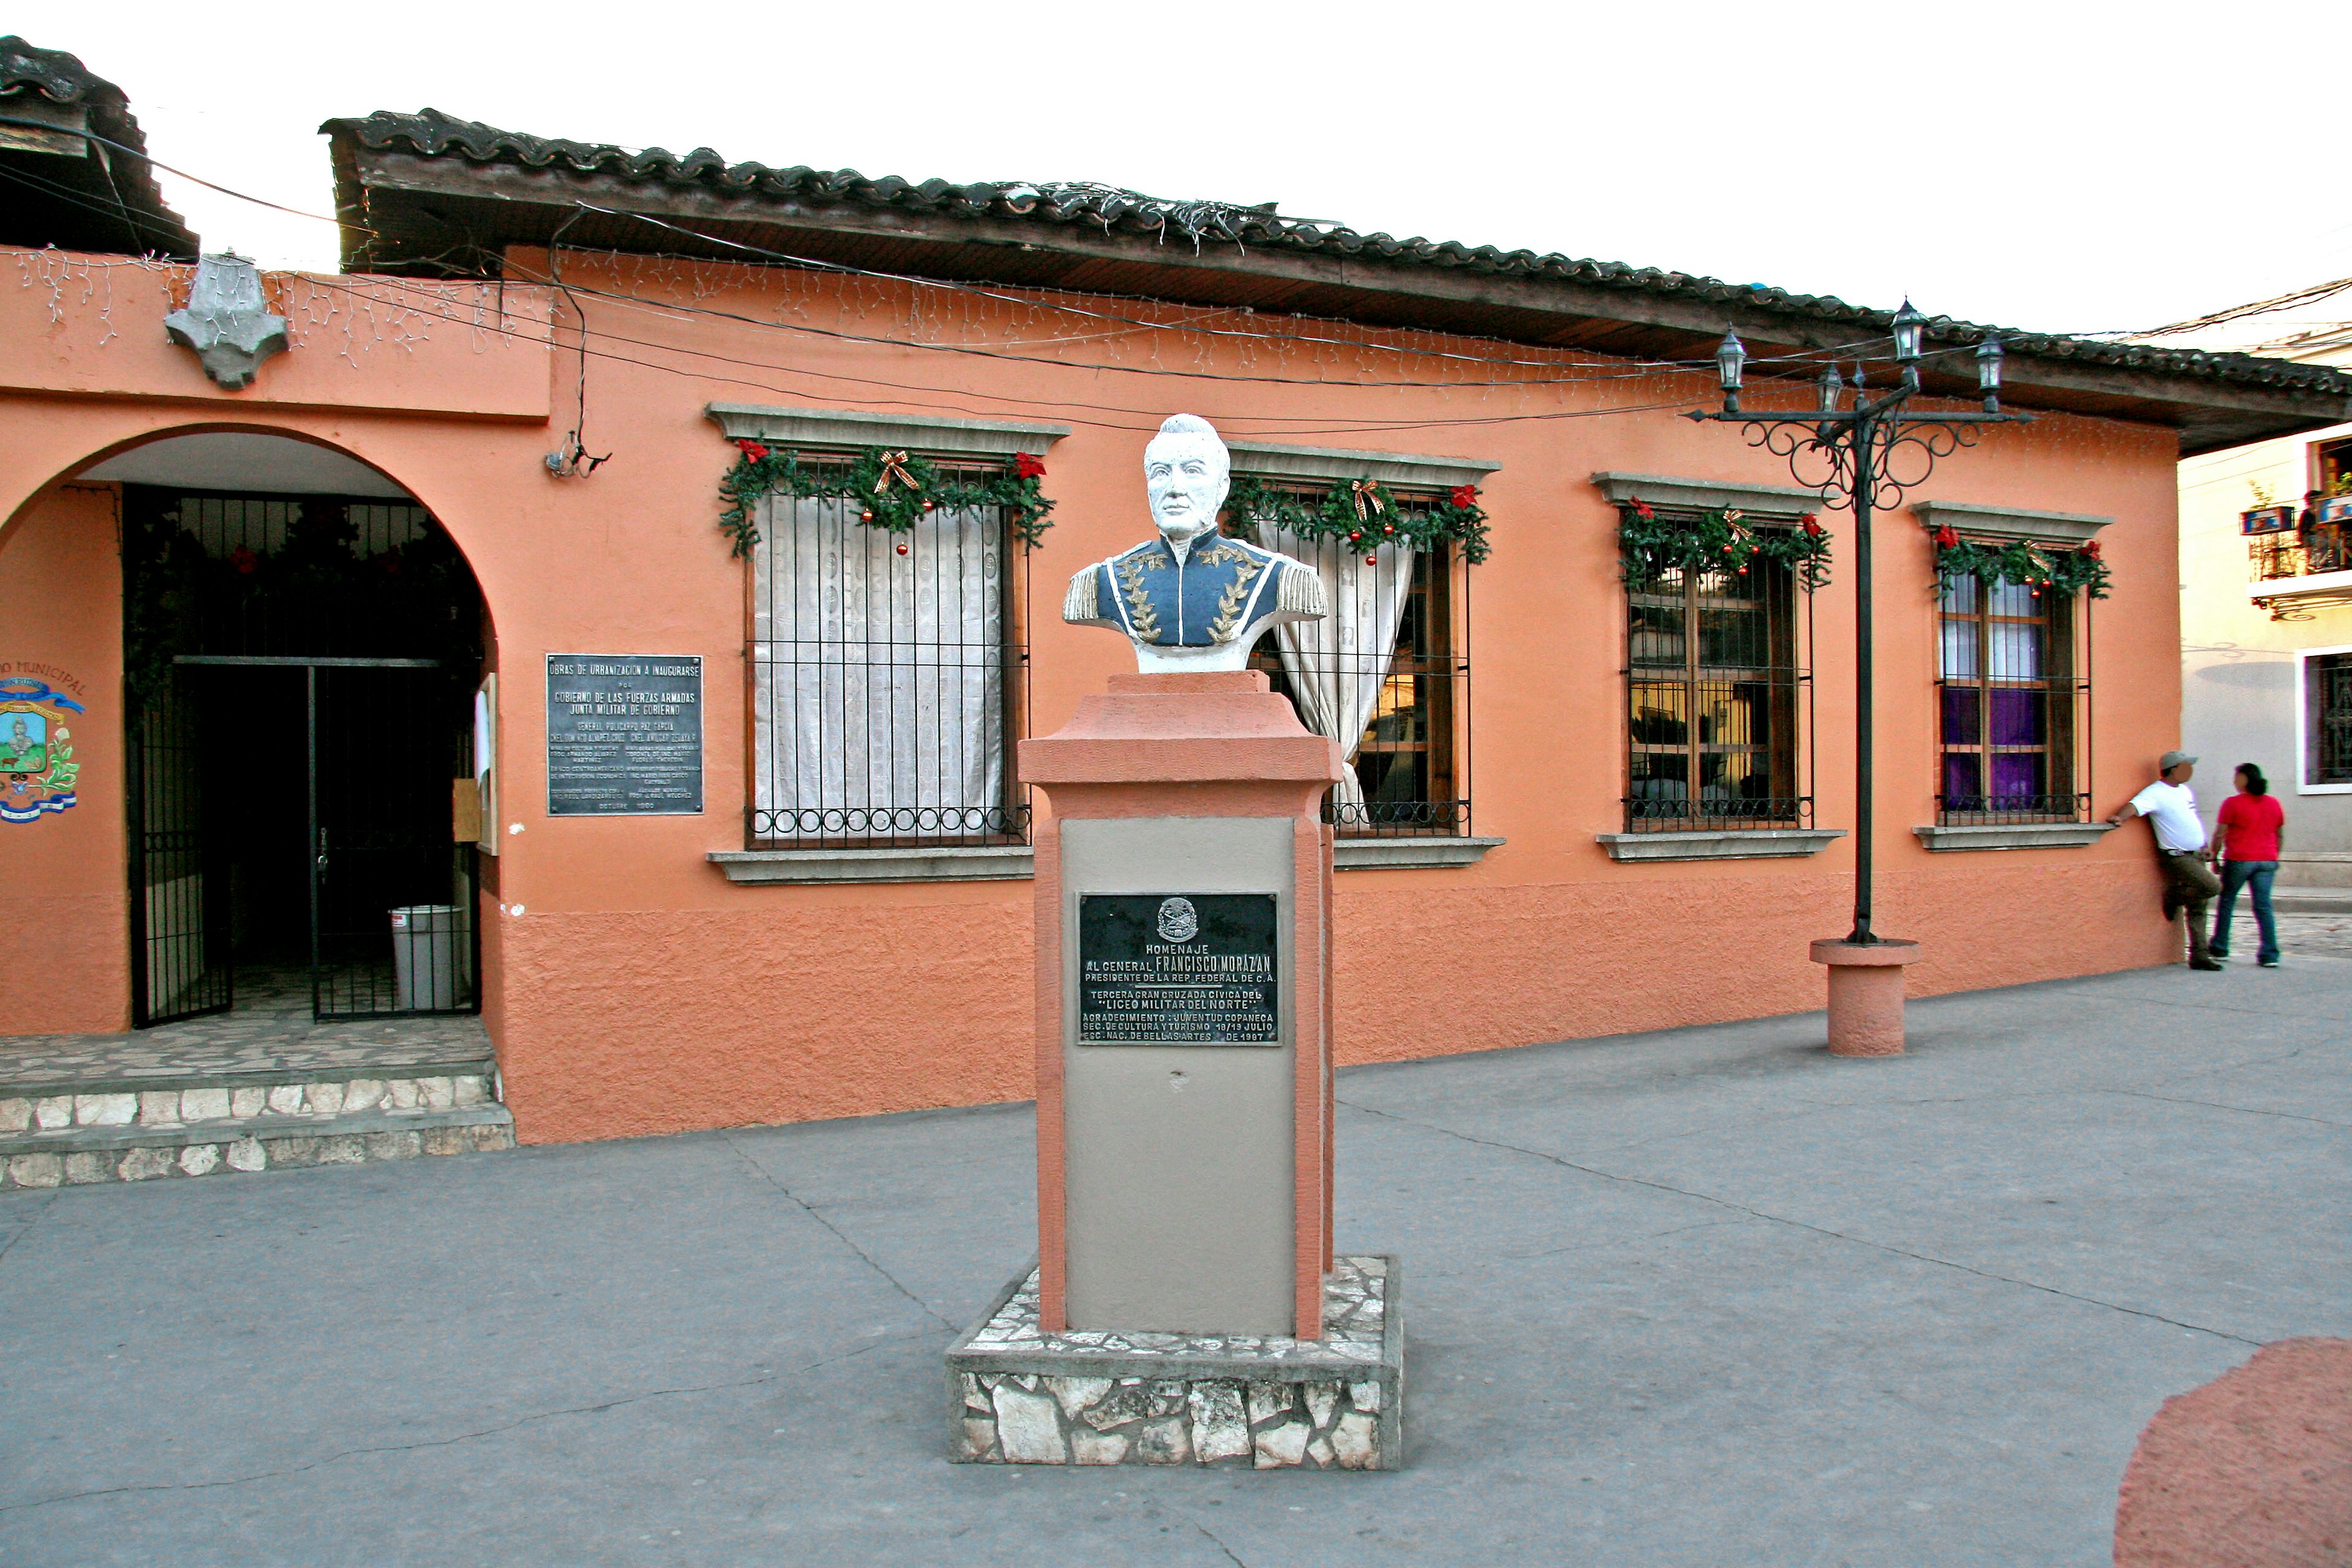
[1934,526,1959,549]
[1014,452,1046,480]
[1449,484,1479,509]
[2082,540,2101,559]
[737,440,769,462]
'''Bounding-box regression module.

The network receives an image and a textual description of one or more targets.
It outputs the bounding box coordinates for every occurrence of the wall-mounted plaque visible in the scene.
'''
[545,655,703,816]
[1077,893,1279,1046]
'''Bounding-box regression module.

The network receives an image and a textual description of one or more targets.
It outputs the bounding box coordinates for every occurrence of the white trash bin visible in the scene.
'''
[391,904,463,1011]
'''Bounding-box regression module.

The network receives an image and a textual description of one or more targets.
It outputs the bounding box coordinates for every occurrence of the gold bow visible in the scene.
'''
[872,451,917,493]
[1350,480,1386,521]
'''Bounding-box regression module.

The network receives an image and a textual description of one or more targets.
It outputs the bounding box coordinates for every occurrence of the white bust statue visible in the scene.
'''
[1061,414,1327,671]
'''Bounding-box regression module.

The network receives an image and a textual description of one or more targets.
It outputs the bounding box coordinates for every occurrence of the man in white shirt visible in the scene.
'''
[2106,750,2223,970]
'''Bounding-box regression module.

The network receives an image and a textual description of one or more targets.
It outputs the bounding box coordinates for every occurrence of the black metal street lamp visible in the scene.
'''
[1687,304,2030,946]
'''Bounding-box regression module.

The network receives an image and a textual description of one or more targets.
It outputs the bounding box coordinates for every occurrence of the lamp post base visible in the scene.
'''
[1809,938,1921,1057]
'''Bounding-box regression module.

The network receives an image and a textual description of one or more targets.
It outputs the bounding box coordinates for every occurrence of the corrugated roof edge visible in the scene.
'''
[322,108,2352,402]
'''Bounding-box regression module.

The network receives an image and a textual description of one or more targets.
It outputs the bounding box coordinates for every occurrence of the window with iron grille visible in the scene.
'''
[1623,547,1809,831]
[1936,573,2089,822]
[2309,651,2352,786]
[746,460,1029,847]
[1245,499,1470,837]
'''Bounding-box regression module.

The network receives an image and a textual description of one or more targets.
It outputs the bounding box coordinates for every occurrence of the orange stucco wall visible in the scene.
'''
[0,249,2182,1140]
[0,483,130,1032]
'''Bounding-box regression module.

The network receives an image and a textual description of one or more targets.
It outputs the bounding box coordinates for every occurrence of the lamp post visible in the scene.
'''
[1687,306,2029,1049]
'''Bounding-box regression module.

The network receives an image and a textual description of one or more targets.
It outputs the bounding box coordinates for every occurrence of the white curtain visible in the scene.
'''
[753,496,1005,838]
[1254,526,1415,810]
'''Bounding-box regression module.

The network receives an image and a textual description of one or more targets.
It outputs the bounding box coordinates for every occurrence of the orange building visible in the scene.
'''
[7,85,2350,1149]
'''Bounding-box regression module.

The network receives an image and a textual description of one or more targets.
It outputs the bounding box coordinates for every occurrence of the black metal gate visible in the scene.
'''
[127,666,233,1026]
[307,661,478,1019]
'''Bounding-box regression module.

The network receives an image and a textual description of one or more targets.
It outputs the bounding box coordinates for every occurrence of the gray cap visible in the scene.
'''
[2160,749,2198,772]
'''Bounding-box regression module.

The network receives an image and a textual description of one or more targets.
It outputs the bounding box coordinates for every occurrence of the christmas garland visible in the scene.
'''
[1928,525,2110,599]
[718,442,1055,558]
[1618,503,1833,590]
[1221,477,1492,564]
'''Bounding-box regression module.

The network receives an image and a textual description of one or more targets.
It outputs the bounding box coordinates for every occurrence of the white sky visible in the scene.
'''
[62,0,2352,339]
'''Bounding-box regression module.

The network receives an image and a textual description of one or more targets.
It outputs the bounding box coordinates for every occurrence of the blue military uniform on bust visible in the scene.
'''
[1067,534,1311,648]
[1062,411,1327,672]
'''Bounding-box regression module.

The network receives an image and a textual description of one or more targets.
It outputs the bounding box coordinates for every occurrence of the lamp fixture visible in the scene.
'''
[1891,298,1927,363]
[1716,331,1747,413]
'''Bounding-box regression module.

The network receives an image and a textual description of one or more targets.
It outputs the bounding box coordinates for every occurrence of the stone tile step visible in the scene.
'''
[1,1069,497,1137]
[1,1106,513,1189]
[0,1055,495,1105]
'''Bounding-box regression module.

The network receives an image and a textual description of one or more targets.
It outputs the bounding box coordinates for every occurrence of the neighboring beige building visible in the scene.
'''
[2168,281,2352,880]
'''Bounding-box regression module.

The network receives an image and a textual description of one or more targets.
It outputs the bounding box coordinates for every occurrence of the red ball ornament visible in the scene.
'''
[922,499,935,511]
[1364,554,1378,565]
[895,543,909,556]
[860,508,874,522]
[1348,532,1362,543]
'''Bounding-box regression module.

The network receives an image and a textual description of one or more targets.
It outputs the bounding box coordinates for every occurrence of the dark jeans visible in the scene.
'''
[2159,851,2220,962]
[2211,859,2280,963]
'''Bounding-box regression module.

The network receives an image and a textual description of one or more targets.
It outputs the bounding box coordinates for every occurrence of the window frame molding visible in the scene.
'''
[2296,642,2352,796]
[1229,440,1500,489]
[1914,499,2111,845]
[1910,500,2112,545]
[705,404,1064,886]
[1232,440,1504,869]
[1591,471,1830,516]
[1596,472,1819,855]
[706,402,1068,459]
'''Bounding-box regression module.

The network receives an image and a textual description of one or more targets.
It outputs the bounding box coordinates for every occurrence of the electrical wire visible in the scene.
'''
[288,271,1744,437]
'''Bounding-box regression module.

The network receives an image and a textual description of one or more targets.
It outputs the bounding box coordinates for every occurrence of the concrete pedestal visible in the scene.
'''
[946,669,1404,1467]
[1809,938,1921,1057]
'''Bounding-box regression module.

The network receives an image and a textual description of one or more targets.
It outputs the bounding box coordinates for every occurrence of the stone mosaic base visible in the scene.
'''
[946,1256,1403,1470]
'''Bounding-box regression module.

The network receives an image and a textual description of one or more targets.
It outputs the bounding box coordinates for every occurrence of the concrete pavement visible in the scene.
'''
[2,956,2345,1566]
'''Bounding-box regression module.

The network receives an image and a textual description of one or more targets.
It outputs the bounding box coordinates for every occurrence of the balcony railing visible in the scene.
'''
[2249,514,2352,582]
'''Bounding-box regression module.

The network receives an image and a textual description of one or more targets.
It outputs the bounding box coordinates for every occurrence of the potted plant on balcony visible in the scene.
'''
[2242,481,2298,535]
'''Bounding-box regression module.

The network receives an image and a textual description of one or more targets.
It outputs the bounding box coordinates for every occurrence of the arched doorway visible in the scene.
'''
[77,432,491,1026]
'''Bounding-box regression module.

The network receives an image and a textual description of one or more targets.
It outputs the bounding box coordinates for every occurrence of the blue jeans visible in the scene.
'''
[2211,860,2279,963]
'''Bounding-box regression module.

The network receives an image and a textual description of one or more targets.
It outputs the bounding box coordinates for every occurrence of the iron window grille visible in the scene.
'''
[2309,651,2352,785]
[1621,532,1813,832]
[1935,571,2091,824]
[746,458,1031,848]
[1241,497,1472,839]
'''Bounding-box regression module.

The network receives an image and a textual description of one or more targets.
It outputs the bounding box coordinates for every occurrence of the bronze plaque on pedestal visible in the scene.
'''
[1077,893,1279,1045]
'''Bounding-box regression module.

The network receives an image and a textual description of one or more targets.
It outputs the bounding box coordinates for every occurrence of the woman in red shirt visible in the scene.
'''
[2210,762,2286,967]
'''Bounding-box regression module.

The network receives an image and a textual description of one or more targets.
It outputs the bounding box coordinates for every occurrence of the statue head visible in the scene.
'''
[1144,413,1231,548]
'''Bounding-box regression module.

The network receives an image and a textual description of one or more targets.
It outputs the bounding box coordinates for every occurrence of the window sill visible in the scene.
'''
[1913,822,2114,852]
[1333,836,1504,870]
[1596,829,1845,862]
[709,846,1034,884]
